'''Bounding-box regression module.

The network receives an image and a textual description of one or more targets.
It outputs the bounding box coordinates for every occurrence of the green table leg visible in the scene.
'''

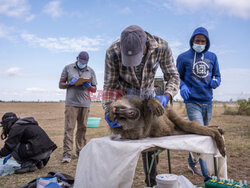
[146,150,165,186]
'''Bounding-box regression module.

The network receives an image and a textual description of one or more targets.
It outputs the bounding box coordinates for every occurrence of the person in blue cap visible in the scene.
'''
[59,51,97,163]
[176,27,221,182]
[103,25,180,187]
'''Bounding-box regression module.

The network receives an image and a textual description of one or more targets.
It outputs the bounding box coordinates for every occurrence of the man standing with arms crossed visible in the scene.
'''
[59,51,97,163]
[102,25,180,187]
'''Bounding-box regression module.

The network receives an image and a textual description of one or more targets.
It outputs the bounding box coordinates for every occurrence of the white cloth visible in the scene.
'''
[74,134,227,188]
[0,159,20,177]
[201,154,227,179]
[178,175,196,188]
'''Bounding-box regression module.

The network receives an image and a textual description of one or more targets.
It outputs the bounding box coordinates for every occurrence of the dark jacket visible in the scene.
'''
[0,117,57,159]
[176,27,221,104]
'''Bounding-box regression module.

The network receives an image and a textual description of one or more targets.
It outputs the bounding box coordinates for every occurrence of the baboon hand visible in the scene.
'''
[108,107,116,121]
[148,99,165,116]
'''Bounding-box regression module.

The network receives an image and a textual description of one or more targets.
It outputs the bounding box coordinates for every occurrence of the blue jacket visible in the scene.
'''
[176,27,221,104]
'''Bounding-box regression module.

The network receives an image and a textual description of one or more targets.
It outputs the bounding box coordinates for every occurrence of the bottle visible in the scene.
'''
[243,180,247,185]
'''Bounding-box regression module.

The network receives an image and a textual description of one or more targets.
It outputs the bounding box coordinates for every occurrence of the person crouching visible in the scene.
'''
[0,112,57,174]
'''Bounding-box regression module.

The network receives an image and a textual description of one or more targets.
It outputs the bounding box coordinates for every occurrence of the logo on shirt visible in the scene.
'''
[192,60,209,78]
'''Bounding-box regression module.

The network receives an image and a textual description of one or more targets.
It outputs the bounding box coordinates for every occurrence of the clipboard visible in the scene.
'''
[73,77,92,86]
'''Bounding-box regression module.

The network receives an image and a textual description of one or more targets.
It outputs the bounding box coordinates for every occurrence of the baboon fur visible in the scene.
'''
[108,96,226,157]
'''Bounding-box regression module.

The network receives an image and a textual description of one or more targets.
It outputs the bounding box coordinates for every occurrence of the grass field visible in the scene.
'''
[0,102,249,187]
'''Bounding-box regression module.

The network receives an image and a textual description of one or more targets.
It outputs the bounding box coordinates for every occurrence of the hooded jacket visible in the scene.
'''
[176,27,221,104]
[0,117,57,159]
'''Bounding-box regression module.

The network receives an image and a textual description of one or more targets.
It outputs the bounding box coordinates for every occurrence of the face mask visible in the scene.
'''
[192,43,205,53]
[77,61,87,69]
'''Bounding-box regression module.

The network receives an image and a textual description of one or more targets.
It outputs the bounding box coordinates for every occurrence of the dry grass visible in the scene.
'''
[0,102,249,187]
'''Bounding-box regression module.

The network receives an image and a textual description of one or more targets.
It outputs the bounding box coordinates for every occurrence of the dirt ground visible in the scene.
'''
[0,102,249,187]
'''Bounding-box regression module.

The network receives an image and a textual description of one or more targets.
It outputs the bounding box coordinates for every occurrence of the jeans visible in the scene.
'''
[185,103,212,126]
[185,103,212,181]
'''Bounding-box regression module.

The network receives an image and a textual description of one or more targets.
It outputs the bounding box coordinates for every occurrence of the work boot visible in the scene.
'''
[36,160,44,169]
[62,153,71,163]
[15,161,37,174]
[42,156,50,167]
[204,176,212,182]
[36,156,50,169]
[188,164,202,176]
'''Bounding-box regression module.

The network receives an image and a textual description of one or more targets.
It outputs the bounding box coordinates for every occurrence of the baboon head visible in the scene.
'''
[108,97,145,131]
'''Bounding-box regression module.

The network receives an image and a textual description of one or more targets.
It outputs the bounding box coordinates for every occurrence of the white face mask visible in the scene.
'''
[77,61,87,69]
[192,43,205,53]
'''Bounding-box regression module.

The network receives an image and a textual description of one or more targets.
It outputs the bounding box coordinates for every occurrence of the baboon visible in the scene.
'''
[108,96,226,157]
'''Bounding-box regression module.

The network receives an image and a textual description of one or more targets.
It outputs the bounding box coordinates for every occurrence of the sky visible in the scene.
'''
[0,0,250,102]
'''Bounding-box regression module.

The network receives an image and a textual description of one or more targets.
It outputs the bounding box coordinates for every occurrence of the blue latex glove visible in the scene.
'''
[3,154,12,165]
[180,84,191,100]
[155,94,169,108]
[105,112,122,128]
[69,77,78,85]
[210,79,219,89]
[83,82,91,89]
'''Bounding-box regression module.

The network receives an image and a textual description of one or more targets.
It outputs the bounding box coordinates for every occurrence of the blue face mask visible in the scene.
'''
[192,43,205,53]
[77,61,87,69]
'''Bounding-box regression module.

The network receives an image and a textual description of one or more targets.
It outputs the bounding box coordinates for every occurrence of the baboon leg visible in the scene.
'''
[167,109,213,135]
[167,109,226,157]
[171,130,186,135]
[211,131,226,157]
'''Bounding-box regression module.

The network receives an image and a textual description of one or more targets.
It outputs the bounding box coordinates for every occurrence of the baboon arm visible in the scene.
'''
[143,105,153,137]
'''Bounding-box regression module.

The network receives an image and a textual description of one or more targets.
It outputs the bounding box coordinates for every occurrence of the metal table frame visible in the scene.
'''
[143,147,218,186]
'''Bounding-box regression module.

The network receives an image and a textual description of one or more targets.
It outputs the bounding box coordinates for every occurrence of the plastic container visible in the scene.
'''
[156,174,179,188]
[87,117,101,128]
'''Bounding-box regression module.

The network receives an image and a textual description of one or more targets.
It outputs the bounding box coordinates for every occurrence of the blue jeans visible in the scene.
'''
[185,103,212,181]
[185,103,212,126]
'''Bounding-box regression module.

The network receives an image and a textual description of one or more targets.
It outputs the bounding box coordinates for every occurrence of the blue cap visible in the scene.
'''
[120,25,146,67]
[77,51,89,64]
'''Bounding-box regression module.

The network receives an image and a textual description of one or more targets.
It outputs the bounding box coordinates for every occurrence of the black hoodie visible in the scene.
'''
[0,117,57,159]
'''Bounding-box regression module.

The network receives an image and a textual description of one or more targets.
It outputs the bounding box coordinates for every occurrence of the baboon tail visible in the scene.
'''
[167,108,226,157]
